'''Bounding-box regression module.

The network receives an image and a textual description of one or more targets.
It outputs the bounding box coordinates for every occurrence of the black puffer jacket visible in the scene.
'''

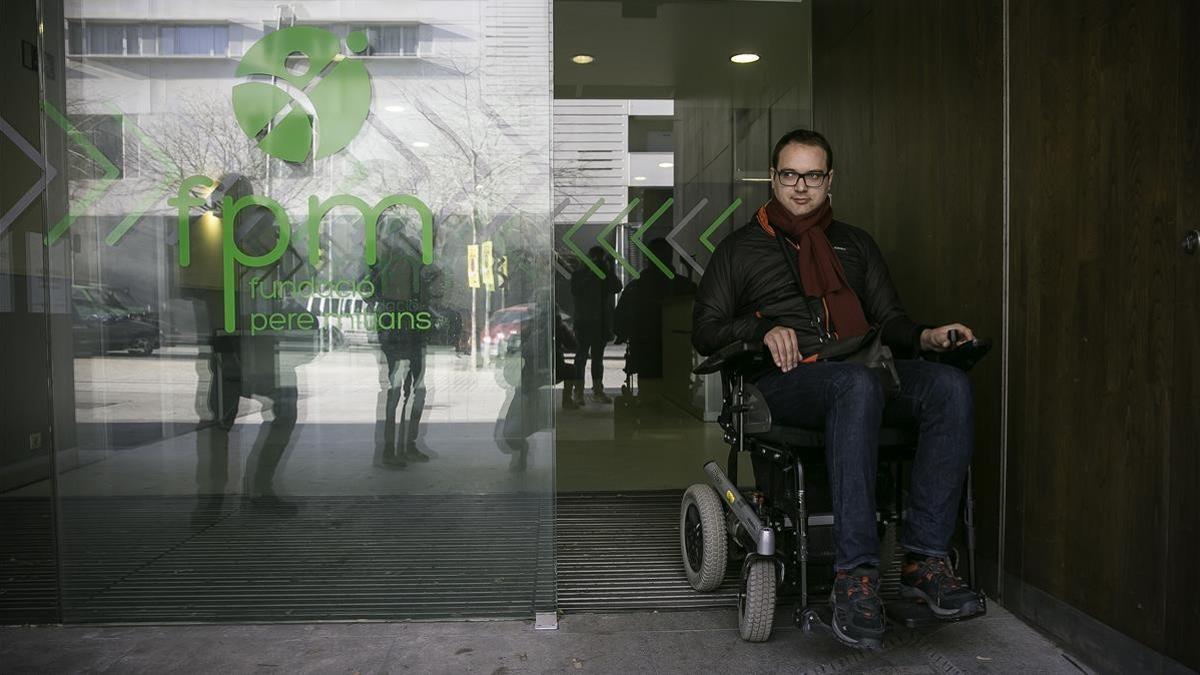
[691,218,925,360]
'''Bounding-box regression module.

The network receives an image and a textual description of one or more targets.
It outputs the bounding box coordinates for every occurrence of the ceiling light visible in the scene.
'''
[412,141,429,148]
[385,105,405,112]
[633,176,647,181]
[572,54,595,64]
[658,162,674,168]
[730,53,760,64]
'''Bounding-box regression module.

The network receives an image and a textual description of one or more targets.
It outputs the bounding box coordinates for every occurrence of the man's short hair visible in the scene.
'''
[771,128,834,172]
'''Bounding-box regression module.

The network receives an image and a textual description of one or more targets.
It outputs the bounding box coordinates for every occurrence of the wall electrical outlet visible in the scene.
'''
[29,432,42,450]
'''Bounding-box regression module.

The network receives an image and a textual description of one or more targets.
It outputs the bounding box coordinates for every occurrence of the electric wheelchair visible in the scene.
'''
[680,335,991,643]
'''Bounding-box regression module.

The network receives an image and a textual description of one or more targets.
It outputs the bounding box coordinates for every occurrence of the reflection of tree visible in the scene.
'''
[143,93,325,208]
[366,56,551,365]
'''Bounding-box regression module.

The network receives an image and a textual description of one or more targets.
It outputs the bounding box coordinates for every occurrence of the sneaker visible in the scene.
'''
[377,448,407,469]
[899,555,984,619]
[592,389,613,404]
[404,447,431,463]
[829,566,885,649]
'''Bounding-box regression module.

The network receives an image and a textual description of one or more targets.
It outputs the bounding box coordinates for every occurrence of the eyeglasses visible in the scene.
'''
[774,170,829,188]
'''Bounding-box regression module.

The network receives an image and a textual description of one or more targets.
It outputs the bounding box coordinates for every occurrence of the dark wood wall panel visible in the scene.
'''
[813,0,1197,669]
[1166,0,1200,667]
[1008,0,1194,667]
[811,0,1005,588]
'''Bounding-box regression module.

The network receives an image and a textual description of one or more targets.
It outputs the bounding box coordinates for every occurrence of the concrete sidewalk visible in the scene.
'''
[1,605,1092,674]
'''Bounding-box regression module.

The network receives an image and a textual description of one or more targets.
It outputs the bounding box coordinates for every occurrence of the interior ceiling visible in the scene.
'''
[553,0,810,101]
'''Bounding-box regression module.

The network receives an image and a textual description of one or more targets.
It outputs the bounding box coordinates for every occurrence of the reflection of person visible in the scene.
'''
[691,129,984,648]
[495,289,567,471]
[370,237,437,469]
[188,174,308,518]
[566,246,621,406]
[614,237,696,388]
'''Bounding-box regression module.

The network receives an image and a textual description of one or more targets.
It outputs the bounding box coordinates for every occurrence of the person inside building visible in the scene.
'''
[613,237,696,398]
[565,245,621,406]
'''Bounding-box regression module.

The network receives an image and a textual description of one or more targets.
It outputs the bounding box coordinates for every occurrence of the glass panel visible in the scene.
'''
[125,26,140,56]
[1,0,62,625]
[37,0,553,622]
[550,0,817,612]
[159,25,229,56]
[552,1,814,493]
[353,25,420,56]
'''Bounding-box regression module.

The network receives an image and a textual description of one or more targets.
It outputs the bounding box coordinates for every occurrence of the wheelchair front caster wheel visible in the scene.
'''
[796,606,822,634]
[738,559,777,642]
[680,484,727,591]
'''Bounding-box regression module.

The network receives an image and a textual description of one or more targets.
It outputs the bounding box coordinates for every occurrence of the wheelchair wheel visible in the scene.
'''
[738,559,777,642]
[680,483,727,592]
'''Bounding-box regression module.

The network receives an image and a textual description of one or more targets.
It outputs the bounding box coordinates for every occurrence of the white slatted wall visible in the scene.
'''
[553,99,629,224]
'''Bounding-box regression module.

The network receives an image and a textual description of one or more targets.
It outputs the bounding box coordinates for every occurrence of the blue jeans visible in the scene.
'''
[754,359,974,571]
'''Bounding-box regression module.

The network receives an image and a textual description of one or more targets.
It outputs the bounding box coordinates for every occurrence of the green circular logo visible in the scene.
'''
[232,26,371,162]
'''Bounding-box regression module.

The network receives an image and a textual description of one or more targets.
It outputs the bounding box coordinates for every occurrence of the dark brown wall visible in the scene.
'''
[814,0,1198,670]
[811,0,1006,588]
[1007,0,1199,669]
[1168,0,1200,663]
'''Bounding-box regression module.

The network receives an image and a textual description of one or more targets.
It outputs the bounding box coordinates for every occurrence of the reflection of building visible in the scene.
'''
[552,98,675,285]
[1,0,557,625]
[60,0,550,335]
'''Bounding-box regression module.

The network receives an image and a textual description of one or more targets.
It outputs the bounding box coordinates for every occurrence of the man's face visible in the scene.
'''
[770,142,833,218]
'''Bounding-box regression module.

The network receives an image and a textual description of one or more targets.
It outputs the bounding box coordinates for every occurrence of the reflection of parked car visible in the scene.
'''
[72,285,160,356]
[482,304,532,355]
[482,304,572,357]
[305,294,378,348]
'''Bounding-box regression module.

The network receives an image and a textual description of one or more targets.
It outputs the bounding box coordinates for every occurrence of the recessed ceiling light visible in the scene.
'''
[658,162,674,168]
[730,53,760,64]
[572,54,595,64]
[412,141,430,148]
[385,105,405,112]
[633,176,647,181]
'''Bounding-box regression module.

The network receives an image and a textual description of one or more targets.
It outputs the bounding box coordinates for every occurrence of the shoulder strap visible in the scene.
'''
[771,231,832,343]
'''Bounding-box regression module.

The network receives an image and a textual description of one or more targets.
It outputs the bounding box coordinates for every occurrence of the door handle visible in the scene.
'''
[1184,230,1200,255]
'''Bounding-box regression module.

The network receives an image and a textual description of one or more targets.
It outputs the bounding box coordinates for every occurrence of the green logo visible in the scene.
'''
[232,26,372,162]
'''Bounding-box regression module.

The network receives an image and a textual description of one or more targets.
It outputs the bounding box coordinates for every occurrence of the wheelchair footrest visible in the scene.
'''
[884,594,988,628]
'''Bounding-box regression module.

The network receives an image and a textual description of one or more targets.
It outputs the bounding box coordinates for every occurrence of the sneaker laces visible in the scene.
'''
[841,573,880,618]
[917,557,963,593]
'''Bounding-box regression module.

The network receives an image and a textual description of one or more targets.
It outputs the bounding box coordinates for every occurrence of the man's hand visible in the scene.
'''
[764,326,802,372]
[920,323,976,352]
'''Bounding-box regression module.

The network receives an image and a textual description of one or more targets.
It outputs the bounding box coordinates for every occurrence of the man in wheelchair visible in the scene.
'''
[691,128,986,647]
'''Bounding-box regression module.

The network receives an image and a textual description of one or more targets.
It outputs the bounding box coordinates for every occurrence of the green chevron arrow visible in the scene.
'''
[599,199,641,279]
[105,107,179,246]
[631,197,675,279]
[563,198,606,280]
[43,101,120,245]
[700,198,743,252]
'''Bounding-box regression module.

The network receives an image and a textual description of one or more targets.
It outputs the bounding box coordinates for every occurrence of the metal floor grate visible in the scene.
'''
[556,491,741,612]
[0,499,59,624]
[555,491,910,614]
[4,491,909,623]
[47,494,552,623]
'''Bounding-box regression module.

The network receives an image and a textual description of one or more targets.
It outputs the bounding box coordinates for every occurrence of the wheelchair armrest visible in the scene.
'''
[693,340,767,375]
[929,337,993,372]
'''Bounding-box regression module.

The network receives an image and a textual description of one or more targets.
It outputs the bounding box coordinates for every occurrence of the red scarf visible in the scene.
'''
[757,198,869,339]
